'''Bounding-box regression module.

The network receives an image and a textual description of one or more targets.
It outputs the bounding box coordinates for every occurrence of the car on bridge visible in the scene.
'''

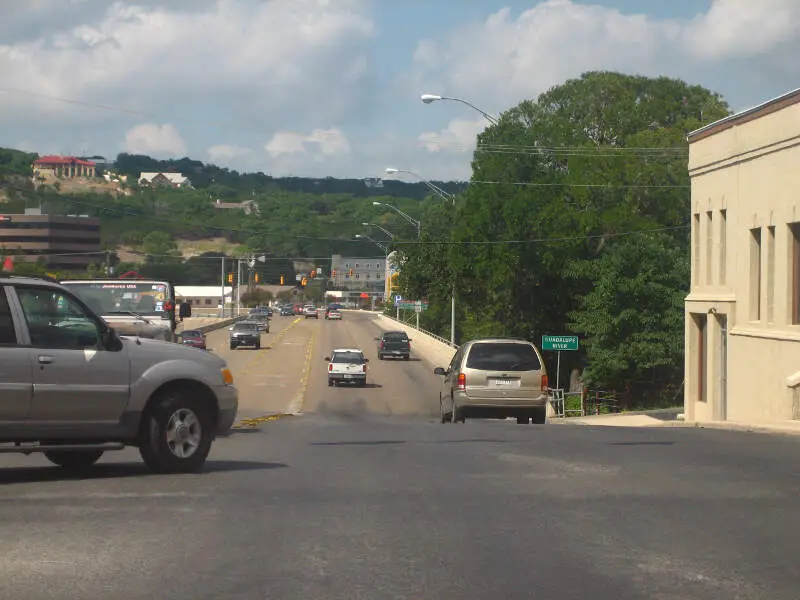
[228,321,262,350]
[434,338,549,425]
[325,348,369,387]
[0,274,238,473]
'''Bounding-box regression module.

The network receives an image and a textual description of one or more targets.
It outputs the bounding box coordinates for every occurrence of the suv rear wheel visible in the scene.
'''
[139,390,213,473]
[44,450,104,469]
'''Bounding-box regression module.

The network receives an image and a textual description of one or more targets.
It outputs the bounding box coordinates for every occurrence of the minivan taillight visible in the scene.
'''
[541,374,548,390]
[362,363,367,373]
[328,363,333,372]
[457,373,466,391]
[379,341,384,349]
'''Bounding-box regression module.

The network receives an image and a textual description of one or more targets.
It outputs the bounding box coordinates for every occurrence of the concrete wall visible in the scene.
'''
[686,93,800,425]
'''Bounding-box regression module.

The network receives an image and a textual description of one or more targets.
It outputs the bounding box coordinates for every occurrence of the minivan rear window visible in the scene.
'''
[465,343,541,372]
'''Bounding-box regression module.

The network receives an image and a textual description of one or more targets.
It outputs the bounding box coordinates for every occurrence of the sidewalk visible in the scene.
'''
[558,411,800,437]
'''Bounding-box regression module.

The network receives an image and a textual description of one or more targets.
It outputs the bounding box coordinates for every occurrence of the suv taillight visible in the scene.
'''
[457,373,466,391]
[541,374,549,390]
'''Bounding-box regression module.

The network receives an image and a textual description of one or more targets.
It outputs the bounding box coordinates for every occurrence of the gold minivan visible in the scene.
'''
[434,338,549,424]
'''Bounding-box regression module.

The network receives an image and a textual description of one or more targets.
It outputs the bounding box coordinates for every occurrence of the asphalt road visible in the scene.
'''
[1,311,799,599]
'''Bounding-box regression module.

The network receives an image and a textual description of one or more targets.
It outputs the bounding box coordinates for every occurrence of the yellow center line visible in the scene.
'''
[287,320,320,415]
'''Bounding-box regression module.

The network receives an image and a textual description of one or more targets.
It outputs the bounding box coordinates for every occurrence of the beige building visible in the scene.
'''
[685,87,800,425]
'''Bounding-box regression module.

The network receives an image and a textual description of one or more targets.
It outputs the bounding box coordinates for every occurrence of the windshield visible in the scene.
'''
[62,281,172,317]
[332,351,364,364]
[234,323,258,331]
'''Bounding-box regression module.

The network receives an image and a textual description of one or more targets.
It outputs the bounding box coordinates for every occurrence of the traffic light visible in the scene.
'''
[310,269,316,278]
[349,269,354,277]
[227,273,234,284]
[280,274,285,285]
[301,276,308,287]
[331,269,336,278]
[254,273,259,283]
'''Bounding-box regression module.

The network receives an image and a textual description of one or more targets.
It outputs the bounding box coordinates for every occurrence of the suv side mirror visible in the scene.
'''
[104,327,123,351]
[433,367,446,376]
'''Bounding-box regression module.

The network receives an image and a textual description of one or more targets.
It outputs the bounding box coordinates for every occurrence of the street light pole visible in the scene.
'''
[384,168,456,204]
[362,222,395,240]
[420,94,499,125]
[372,201,421,239]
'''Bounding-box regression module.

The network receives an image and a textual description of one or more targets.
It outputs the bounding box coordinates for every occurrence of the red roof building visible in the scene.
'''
[33,155,97,179]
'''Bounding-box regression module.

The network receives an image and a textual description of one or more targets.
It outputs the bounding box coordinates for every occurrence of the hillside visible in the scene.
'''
[0,147,456,283]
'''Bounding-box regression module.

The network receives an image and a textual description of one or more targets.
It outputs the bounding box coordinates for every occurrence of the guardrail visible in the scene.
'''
[380,312,458,348]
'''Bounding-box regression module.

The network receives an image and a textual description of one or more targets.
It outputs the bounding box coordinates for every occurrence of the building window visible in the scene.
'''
[719,210,727,285]
[692,213,700,286]
[694,313,708,402]
[345,263,350,268]
[767,226,775,323]
[790,223,800,324]
[706,211,713,284]
[355,263,360,268]
[750,227,762,321]
[355,273,360,279]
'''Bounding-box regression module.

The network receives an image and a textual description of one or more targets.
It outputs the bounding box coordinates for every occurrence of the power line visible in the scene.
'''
[388,224,689,246]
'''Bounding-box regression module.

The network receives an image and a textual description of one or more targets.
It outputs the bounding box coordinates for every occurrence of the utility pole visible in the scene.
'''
[219,256,225,318]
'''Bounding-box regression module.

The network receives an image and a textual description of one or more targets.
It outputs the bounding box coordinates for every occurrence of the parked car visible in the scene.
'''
[303,306,318,319]
[434,338,549,425]
[325,348,368,386]
[376,330,411,360]
[229,321,261,350]
[0,275,238,473]
[180,329,207,350]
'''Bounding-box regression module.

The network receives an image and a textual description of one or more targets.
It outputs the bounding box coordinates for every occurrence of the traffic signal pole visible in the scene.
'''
[220,256,225,318]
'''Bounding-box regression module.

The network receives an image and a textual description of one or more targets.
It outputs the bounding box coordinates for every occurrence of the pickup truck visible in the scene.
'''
[376,331,411,360]
[325,348,368,386]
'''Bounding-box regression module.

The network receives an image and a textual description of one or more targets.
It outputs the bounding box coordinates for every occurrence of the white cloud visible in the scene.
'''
[207,144,251,163]
[0,0,374,127]
[684,0,800,60]
[418,119,486,153]
[121,123,186,157]
[265,128,351,158]
[403,0,800,120]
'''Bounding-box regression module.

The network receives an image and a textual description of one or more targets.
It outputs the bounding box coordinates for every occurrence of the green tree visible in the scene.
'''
[566,232,689,405]
[426,71,729,400]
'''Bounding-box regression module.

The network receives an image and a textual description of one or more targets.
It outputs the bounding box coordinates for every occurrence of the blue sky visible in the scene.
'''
[0,0,797,181]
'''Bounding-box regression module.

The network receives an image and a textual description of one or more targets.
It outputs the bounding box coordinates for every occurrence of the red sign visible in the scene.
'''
[359,292,369,299]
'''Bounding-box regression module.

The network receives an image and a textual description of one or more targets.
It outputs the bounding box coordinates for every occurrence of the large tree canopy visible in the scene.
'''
[396,71,730,404]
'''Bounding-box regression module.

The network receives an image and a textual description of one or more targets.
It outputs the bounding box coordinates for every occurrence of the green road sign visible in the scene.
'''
[398,301,428,311]
[541,335,579,351]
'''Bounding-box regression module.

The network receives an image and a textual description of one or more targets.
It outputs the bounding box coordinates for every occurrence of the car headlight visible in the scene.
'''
[221,368,234,385]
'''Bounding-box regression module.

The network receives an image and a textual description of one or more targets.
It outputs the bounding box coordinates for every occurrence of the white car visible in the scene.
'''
[326,310,342,320]
[325,348,368,386]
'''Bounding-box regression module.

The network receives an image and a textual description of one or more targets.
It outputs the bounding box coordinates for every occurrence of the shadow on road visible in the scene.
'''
[0,460,287,485]
[608,441,675,446]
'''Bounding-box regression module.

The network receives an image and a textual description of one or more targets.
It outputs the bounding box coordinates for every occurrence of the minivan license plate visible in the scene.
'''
[493,378,513,386]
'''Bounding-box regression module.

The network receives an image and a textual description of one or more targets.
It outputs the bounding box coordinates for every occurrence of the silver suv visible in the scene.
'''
[434,338,549,424]
[0,275,239,472]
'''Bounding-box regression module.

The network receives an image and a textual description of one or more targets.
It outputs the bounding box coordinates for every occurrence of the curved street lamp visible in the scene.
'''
[420,93,499,125]
[372,201,421,239]
[362,222,396,240]
[384,167,455,205]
